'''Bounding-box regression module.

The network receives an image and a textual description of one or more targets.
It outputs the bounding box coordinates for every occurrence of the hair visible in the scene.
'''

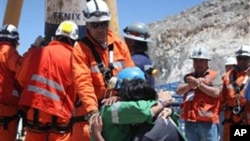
[0,38,18,48]
[55,36,76,46]
[117,78,157,101]
[133,40,148,52]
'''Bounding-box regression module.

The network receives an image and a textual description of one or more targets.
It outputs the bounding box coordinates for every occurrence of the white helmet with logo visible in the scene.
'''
[123,22,152,42]
[190,46,211,60]
[225,57,237,66]
[55,20,79,40]
[235,45,250,57]
[83,0,111,22]
[0,24,19,40]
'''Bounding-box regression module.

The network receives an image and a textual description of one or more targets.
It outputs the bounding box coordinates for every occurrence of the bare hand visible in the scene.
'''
[90,115,103,135]
[186,76,199,88]
[158,108,173,119]
[101,96,120,106]
[89,112,100,133]
[158,90,173,105]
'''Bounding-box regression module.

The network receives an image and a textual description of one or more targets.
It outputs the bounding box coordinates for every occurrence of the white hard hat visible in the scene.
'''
[225,57,237,65]
[83,0,111,22]
[235,45,250,57]
[190,46,211,60]
[0,24,19,40]
[55,20,79,40]
[123,22,152,42]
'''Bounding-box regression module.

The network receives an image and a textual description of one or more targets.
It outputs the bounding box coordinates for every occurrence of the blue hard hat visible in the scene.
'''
[116,67,146,89]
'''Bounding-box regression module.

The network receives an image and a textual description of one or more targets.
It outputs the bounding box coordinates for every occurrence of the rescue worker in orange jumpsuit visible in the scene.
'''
[0,24,22,141]
[219,56,237,141]
[17,20,79,141]
[71,0,135,140]
[176,46,222,141]
[221,45,250,141]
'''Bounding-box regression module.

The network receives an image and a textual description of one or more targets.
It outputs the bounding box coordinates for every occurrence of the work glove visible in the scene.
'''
[31,35,47,47]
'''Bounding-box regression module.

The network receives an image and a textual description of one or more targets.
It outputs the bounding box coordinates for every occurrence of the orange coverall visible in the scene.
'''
[17,41,76,141]
[71,30,135,141]
[0,41,22,141]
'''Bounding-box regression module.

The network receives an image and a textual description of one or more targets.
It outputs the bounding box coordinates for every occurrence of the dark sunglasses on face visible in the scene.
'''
[237,56,250,61]
[90,21,109,28]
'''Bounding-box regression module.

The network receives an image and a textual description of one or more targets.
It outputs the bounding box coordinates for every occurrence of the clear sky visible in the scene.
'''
[0,0,204,55]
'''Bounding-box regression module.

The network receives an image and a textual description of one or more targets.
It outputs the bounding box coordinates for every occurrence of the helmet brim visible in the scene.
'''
[189,57,211,61]
[124,34,152,43]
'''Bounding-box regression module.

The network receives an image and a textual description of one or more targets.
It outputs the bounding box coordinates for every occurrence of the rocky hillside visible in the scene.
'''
[149,0,250,85]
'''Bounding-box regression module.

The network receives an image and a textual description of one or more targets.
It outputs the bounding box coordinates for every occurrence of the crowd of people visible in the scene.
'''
[0,0,250,141]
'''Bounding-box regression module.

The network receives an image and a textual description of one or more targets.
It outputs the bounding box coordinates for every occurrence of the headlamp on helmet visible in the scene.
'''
[107,67,146,89]
[123,22,151,43]
[190,46,211,60]
[83,0,111,22]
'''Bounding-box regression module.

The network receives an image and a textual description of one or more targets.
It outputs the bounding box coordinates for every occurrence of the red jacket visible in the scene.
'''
[18,40,75,119]
[0,41,22,105]
[16,47,42,88]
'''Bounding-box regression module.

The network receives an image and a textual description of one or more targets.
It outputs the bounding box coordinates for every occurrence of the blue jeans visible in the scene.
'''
[185,121,219,141]
[218,111,224,141]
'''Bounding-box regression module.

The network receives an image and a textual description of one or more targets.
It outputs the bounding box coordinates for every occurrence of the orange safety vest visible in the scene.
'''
[180,69,220,123]
[72,30,135,114]
[221,69,248,124]
[0,42,21,105]
[18,41,75,120]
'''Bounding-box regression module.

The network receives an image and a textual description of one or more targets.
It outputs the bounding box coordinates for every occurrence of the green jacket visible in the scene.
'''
[100,100,157,141]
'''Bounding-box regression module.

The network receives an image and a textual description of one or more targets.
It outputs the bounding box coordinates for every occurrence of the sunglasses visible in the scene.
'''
[90,21,109,28]
[237,56,250,61]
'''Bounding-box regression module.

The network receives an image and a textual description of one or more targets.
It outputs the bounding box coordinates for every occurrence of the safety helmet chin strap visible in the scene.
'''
[81,37,114,86]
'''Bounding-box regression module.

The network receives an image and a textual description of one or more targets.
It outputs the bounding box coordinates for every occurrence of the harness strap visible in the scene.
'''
[81,37,114,85]
[0,114,18,129]
[71,115,90,123]
[26,120,50,131]
[52,115,57,128]
[230,69,248,107]
[223,118,243,125]
[26,109,72,133]
[32,108,39,128]
[223,106,245,124]
[18,110,27,137]
[224,105,245,114]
